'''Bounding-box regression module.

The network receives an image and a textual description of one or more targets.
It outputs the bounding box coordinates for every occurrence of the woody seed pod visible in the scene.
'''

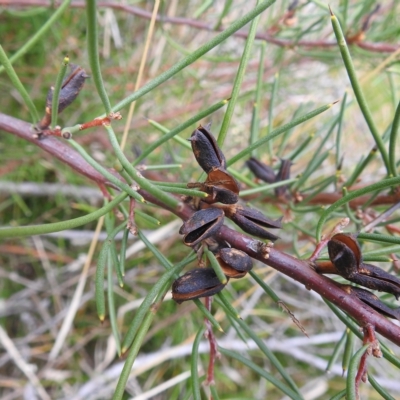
[217,248,253,278]
[225,205,282,241]
[180,208,224,247]
[172,268,227,303]
[246,157,276,183]
[189,124,226,173]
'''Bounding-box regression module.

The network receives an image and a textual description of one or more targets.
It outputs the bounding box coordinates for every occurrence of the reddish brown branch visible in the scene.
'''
[1,113,400,347]
[1,0,399,53]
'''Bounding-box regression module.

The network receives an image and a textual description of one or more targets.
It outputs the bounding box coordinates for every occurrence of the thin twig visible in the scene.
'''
[1,0,398,53]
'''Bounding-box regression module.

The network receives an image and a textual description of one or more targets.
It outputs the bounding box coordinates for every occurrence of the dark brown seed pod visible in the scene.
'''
[246,157,276,183]
[179,208,224,247]
[275,159,293,198]
[217,248,253,278]
[172,268,227,303]
[39,64,89,130]
[225,205,282,241]
[188,124,226,173]
[327,233,360,278]
[344,285,400,320]
[328,233,400,299]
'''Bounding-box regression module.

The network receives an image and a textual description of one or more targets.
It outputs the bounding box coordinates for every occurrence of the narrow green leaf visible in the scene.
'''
[227,102,335,166]
[85,0,112,114]
[326,329,347,373]
[367,373,396,400]
[219,347,303,400]
[112,312,155,400]
[136,98,229,165]
[0,193,127,238]
[235,318,302,397]
[68,139,145,203]
[191,327,205,400]
[204,247,228,284]
[346,344,370,400]
[51,56,69,128]
[103,124,180,209]
[218,0,262,146]
[240,178,297,196]
[342,328,355,374]
[249,43,266,157]
[119,226,129,276]
[0,45,40,124]
[107,252,121,355]
[110,0,277,113]
[330,8,390,174]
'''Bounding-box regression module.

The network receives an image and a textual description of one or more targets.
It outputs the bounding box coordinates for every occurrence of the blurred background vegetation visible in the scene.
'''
[1,1,400,399]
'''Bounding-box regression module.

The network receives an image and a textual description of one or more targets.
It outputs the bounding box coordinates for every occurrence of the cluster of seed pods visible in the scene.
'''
[322,233,400,319]
[172,124,282,303]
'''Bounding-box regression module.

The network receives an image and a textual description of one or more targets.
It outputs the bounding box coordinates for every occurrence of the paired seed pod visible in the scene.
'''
[328,233,400,299]
[172,268,227,303]
[225,205,282,242]
[179,208,224,247]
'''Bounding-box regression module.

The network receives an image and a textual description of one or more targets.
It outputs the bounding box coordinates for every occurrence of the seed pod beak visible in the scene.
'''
[172,268,227,303]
